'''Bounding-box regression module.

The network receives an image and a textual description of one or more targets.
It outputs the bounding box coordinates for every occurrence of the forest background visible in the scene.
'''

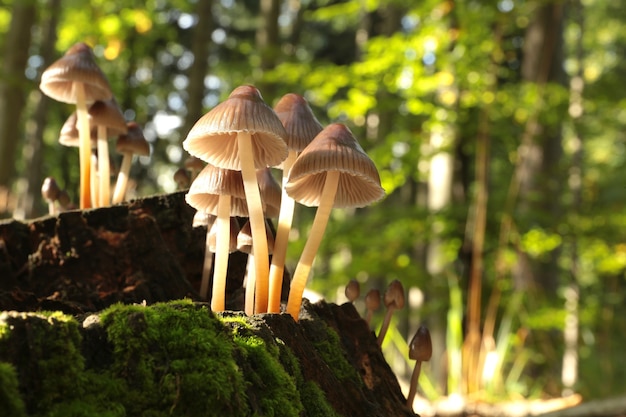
[0,0,624,407]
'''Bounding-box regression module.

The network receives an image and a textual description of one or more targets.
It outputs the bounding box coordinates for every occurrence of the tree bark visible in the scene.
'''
[0,0,37,216]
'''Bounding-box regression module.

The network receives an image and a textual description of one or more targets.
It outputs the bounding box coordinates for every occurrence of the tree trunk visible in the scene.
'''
[0,1,37,217]
[181,0,214,139]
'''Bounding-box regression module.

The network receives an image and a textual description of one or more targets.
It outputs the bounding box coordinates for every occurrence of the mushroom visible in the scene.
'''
[377,279,405,346]
[364,288,381,326]
[88,99,127,207]
[41,177,61,215]
[174,167,192,189]
[40,42,113,209]
[284,123,385,321]
[185,163,246,310]
[112,122,149,204]
[267,93,323,313]
[344,279,360,303]
[184,156,205,180]
[238,219,276,316]
[182,85,288,314]
[406,325,433,407]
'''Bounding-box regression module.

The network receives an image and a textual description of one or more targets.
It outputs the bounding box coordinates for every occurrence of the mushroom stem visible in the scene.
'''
[377,305,396,346]
[286,170,340,321]
[112,152,132,204]
[267,150,298,313]
[199,220,214,299]
[237,132,270,314]
[74,82,91,209]
[244,255,256,316]
[90,152,99,207]
[209,195,231,310]
[97,125,110,207]
[406,360,423,407]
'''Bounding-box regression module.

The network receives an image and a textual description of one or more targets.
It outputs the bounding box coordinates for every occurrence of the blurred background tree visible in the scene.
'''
[0,0,625,404]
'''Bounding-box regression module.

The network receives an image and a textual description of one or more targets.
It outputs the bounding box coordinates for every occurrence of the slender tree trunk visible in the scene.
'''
[182,0,213,138]
[14,0,62,219]
[0,0,37,217]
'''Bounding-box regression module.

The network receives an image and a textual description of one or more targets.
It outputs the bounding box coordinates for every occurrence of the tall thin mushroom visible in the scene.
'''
[185,164,246,310]
[284,123,385,321]
[377,279,405,346]
[183,85,287,314]
[406,325,432,408]
[40,42,113,209]
[112,122,149,204]
[268,93,323,313]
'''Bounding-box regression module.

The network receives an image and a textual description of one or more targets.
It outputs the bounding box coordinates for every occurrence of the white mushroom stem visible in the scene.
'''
[47,200,56,216]
[267,150,298,313]
[406,360,423,407]
[244,256,256,316]
[74,82,91,209]
[199,222,214,300]
[209,195,231,311]
[112,151,133,204]
[97,125,110,207]
[90,152,99,207]
[286,170,340,321]
[238,132,270,314]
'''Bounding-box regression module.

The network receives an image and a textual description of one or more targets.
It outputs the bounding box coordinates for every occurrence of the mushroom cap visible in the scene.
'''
[237,219,275,254]
[383,280,405,309]
[115,122,150,156]
[41,177,61,201]
[365,288,381,311]
[40,42,113,104]
[173,167,191,189]
[88,99,128,136]
[192,211,214,228]
[344,279,360,302]
[182,85,288,170]
[208,217,240,253]
[273,93,323,152]
[185,164,249,216]
[58,112,97,147]
[409,325,432,362]
[184,156,205,172]
[285,123,385,208]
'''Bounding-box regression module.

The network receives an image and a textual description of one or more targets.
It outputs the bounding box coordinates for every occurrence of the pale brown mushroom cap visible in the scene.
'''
[40,42,113,105]
[345,279,360,302]
[41,177,61,201]
[185,164,249,216]
[285,123,385,208]
[192,211,215,228]
[89,99,128,136]
[59,112,97,147]
[116,122,150,156]
[208,217,240,253]
[174,167,192,189]
[409,325,433,362]
[365,288,381,311]
[182,85,288,170]
[273,93,323,152]
[384,279,405,309]
[237,219,275,254]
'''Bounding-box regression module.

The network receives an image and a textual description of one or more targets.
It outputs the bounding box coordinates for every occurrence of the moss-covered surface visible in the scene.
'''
[0,300,414,417]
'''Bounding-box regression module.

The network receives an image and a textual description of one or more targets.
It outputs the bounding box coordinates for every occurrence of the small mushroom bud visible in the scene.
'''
[41,177,61,215]
[377,280,405,346]
[345,279,360,303]
[174,167,192,189]
[364,288,381,326]
[406,325,432,407]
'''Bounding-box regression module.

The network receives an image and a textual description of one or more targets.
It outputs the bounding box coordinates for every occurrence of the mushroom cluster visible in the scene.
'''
[183,85,385,319]
[39,42,150,210]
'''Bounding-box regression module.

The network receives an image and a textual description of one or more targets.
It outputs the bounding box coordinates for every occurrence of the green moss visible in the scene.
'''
[223,316,303,417]
[0,362,26,417]
[100,299,249,416]
[301,319,361,387]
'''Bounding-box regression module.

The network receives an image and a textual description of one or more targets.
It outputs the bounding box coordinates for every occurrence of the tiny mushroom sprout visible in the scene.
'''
[185,163,246,310]
[40,42,113,209]
[345,279,360,303]
[284,123,385,321]
[267,93,323,313]
[377,279,405,346]
[364,288,381,326]
[182,85,288,314]
[88,99,128,207]
[41,177,61,215]
[112,122,150,204]
[406,325,433,408]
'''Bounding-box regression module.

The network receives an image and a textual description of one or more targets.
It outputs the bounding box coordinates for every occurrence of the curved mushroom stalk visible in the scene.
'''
[209,195,231,311]
[377,280,405,346]
[268,150,298,313]
[75,83,92,209]
[285,171,340,321]
[112,151,133,204]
